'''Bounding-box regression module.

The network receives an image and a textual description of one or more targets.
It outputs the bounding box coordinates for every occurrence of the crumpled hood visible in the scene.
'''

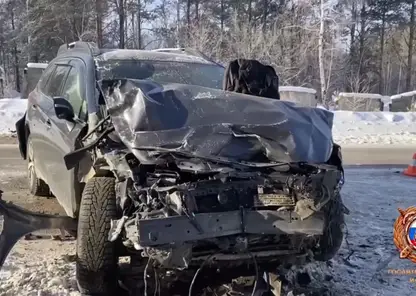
[102,79,334,164]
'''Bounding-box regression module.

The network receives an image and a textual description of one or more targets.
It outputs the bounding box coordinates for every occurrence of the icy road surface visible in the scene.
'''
[311,167,416,296]
[0,166,415,296]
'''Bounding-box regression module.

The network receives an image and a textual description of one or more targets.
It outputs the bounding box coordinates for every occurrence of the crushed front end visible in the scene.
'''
[105,150,346,273]
[94,79,348,276]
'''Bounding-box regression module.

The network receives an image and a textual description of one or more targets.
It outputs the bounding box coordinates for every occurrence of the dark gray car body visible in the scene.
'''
[15,47,227,217]
[2,45,346,292]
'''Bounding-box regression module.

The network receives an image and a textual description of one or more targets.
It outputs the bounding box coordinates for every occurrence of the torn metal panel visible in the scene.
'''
[101,79,334,165]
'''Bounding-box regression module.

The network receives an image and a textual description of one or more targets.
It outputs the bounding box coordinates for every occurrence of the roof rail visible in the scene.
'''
[152,47,200,58]
[57,41,100,56]
[152,47,186,53]
[152,47,224,68]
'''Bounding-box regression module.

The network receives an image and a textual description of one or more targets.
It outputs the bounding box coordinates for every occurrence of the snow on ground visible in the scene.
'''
[0,239,79,296]
[332,111,416,145]
[1,167,415,296]
[1,98,415,145]
[0,99,26,135]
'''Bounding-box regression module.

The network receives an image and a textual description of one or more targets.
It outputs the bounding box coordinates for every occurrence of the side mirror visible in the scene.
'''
[53,97,74,122]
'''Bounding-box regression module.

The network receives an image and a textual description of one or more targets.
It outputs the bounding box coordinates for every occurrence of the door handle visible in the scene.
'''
[46,119,51,128]
[31,104,37,109]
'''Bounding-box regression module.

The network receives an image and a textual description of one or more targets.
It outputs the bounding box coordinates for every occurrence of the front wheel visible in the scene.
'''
[76,177,119,295]
[314,194,345,261]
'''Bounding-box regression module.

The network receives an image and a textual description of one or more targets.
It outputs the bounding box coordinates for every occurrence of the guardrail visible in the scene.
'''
[279,86,317,107]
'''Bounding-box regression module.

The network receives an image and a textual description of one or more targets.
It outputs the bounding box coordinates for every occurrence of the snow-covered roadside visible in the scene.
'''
[0,239,79,296]
[332,111,416,146]
[0,99,27,135]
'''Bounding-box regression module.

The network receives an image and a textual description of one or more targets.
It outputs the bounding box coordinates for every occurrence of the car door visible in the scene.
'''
[26,64,56,180]
[45,58,88,217]
[35,62,71,184]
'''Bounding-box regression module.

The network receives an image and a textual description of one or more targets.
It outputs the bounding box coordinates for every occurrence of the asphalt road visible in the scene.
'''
[0,137,414,214]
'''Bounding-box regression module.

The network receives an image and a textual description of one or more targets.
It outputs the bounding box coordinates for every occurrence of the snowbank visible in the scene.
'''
[1,90,21,99]
[332,111,416,145]
[0,99,27,135]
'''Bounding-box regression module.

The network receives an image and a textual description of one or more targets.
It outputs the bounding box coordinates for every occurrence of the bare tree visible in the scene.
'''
[318,0,326,103]
[406,0,415,91]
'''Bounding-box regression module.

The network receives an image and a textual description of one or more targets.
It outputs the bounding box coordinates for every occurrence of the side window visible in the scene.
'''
[44,65,70,97]
[61,60,87,120]
[38,65,56,93]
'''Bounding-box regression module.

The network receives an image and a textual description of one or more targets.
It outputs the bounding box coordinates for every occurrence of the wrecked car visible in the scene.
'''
[0,42,347,295]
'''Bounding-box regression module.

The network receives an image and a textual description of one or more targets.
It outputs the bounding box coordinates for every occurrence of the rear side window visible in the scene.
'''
[38,65,56,93]
[44,65,70,97]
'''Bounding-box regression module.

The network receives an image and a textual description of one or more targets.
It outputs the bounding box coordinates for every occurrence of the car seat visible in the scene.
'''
[222,59,280,100]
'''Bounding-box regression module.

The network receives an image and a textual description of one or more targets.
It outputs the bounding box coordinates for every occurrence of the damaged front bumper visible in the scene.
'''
[135,210,324,247]
[119,208,326,270]
[0,190,77,270]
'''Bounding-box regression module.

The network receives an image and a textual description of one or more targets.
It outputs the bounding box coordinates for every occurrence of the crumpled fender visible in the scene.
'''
[0,190,77,269]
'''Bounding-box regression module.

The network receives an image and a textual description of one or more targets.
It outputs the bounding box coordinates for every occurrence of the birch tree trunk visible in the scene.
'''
[379,13,385,94]
[10,4,20,93]
[118,0,125,49]
[319,0,326,103]
[406,0,415,91]
[95,0,104,47]
[137,0,142,49]
[176,0,180,47]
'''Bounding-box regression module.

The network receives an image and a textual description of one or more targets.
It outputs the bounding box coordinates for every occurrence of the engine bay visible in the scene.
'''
[99,142,344,272]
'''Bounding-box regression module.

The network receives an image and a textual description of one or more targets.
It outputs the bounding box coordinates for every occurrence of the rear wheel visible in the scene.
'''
[27,136,50,196]
[76,177,119,295]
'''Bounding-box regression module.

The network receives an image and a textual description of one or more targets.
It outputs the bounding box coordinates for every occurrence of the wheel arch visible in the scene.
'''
[75,161,116,218]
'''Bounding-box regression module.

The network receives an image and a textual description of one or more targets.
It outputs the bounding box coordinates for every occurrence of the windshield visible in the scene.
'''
[98,59,225,90]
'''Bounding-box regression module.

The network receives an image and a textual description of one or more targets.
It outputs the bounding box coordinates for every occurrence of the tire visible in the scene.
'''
[76,177,118,295]
[314,194,345,261]
[27,135,50,196]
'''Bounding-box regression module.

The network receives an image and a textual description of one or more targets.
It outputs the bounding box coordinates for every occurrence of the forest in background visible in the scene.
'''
[0,0,416,105]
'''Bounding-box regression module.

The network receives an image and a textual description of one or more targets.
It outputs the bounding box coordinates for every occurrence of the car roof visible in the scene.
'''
[96,49,214,65]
